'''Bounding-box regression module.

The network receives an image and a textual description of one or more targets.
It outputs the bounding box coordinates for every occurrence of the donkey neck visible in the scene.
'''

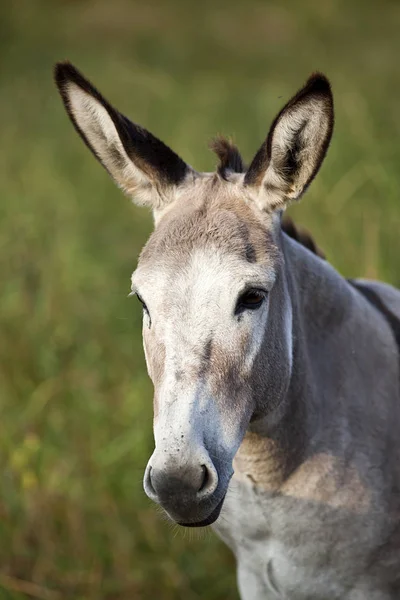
[233,230,391,490]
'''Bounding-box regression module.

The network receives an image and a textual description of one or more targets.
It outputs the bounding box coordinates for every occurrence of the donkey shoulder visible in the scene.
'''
[349,279,400,315]
[348,279,400,344]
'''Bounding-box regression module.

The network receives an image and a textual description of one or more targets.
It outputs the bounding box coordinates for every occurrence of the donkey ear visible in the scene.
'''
[54,62,194,210]
[244,73,333,212]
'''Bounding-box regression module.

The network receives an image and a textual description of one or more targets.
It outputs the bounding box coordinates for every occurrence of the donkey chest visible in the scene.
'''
[213,476,389,600]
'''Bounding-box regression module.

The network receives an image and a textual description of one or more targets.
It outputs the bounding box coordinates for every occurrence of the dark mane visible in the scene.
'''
[209,136,245,179]
[281,216,326,260]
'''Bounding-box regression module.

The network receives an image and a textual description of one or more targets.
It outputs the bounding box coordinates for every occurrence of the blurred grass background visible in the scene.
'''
[1,0,400,598]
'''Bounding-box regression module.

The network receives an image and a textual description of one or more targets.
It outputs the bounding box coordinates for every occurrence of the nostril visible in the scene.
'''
[197,463,218,498]
[144,465,157,498]
[198,465,209,493]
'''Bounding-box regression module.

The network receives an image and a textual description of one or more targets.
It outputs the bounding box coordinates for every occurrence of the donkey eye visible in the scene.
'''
[236,289,266,314]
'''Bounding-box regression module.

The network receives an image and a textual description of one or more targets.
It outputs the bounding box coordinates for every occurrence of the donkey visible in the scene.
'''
[55,63,400,599]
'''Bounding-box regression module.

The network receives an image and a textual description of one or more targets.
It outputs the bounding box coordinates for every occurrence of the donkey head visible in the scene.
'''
[55,63,333,526]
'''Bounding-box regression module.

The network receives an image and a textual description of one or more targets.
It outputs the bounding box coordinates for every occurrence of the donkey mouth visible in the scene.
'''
[177,494,226,528]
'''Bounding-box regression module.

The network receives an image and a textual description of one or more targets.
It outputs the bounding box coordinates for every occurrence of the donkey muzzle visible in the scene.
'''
[143,452,225,526]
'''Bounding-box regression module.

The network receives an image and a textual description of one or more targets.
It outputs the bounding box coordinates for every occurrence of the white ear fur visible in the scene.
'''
[55,62,193,212]
[245,74,334,212]
[264,98,331,201]
[66,82,154,205]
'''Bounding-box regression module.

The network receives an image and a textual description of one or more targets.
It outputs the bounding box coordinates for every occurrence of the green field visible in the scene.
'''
[1,0,400,598]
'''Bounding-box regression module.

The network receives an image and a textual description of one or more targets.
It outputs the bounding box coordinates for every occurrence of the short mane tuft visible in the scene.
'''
[281,217,326,260]
[209,136,245,179]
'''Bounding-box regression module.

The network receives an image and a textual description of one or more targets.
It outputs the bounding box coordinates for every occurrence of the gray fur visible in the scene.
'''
[55,64,400,599]
[215,235,400,599]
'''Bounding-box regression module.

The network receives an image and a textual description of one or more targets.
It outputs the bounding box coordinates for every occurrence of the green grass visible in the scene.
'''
[1,0,400,598]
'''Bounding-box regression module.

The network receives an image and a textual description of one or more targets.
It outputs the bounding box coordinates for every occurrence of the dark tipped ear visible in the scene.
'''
[244,73,334,212]
[54,61,194,209]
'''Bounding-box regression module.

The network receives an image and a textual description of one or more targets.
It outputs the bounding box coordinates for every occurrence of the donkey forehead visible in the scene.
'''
[135,178,281,281]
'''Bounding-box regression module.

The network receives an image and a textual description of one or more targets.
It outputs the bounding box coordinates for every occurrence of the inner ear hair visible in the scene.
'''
[244,73,334,210]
